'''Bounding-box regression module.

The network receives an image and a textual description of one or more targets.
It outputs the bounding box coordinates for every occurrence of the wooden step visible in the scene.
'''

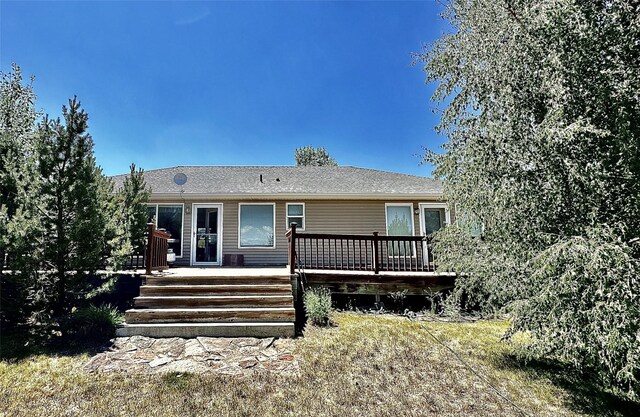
[116,322,295,338]
[139,284,292,296]
[125,307,295,324]
[145,275,292,286]
[134,295,293,308]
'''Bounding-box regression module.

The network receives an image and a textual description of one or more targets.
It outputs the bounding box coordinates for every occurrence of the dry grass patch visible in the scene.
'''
[1,313,636,416]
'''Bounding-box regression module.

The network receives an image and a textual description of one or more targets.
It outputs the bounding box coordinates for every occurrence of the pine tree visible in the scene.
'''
[107,163,150,270]
[37,97,110,316]
[0,65,44,326]
[119,164,150,254]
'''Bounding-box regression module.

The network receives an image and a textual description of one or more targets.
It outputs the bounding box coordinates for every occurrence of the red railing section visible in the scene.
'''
[286,223,436,275]
[145,223,170,274]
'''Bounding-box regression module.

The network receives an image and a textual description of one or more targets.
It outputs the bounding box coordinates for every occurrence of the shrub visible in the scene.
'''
[508,226,640,401]
[304,287,332,326]
[64,304,123,343]
[388,289,408,312]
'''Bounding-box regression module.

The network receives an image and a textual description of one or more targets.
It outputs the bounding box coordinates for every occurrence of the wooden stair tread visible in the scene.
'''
[126,272,296,336]
[146,277,291,285]
[141,284,291,289]
[120,322,294,327]
[116,322,295,337]
[135,295,292,299]
[127,307,295,312]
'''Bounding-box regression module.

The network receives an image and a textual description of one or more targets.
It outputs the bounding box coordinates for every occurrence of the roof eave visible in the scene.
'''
[147,192,444,201]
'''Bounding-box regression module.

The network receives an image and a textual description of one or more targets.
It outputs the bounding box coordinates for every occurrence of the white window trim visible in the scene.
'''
[147,203,185,258]
[384,203,417,258]
[384,203,416,236]
[418,202,451,236]
[285,202,305,231]
[238,203,277,249]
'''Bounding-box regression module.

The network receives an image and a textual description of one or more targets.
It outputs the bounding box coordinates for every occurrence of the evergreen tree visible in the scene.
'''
[107,163,150,270]
[294,145,338,166]
[0,65,44,326]
[119,164,150,254]
[37,97,110,316]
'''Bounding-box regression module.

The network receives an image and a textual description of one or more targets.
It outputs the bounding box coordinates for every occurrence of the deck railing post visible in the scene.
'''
[145,222,155,275]
[288,223,297,275]
[372,231,380,274]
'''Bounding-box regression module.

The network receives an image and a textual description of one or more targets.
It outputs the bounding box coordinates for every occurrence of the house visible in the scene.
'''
[112,165,449,268]
[112,165,454,337]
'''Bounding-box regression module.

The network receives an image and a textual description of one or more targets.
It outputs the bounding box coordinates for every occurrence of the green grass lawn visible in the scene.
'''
[1,313,636,417]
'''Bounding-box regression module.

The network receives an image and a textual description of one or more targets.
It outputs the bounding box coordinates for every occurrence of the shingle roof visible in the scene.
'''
[110,166,443,197]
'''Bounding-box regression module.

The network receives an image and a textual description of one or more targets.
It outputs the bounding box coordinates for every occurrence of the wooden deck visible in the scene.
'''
[300,269,456,295]
[137,224,458,300]
[147,267,455,296]
[285,225,456,294]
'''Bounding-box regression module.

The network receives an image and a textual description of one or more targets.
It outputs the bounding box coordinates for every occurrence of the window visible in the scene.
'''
[239,203,276,248]
[423,208,444,235]
[385,204,415,256]
[419,203,451,237]
[455,209,483,238]
[286,203,305,230]
[385,204,414,236]
[147,204,183,257]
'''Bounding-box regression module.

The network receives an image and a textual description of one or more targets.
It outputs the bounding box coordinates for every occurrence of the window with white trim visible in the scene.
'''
[239,203,276,248]
[147,204,183,257]
[385,204,414,236]
[385,203,415,256]
[286,203,305,230]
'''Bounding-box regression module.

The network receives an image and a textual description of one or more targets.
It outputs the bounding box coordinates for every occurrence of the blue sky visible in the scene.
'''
[1,1,448,177]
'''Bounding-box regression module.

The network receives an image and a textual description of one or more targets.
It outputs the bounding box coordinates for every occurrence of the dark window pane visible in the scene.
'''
[423,209,444,235]
[288,217,303,228]
[147,206,157,223]
[157,206,183,257]
[287,204,303,216]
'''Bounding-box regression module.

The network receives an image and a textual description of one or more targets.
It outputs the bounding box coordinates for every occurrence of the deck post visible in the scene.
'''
[145,222,155,275]
[288,223,297,275]
[372,231,380,274]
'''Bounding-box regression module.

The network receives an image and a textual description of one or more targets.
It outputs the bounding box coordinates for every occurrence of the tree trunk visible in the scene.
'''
[54,190,66,317]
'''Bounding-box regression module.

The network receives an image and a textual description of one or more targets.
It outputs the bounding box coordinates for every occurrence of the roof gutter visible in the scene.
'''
[146,192,444,201]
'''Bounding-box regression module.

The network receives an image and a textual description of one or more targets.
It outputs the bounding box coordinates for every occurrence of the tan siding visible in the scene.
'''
[305,201,425,236]
[223,202,289,266]
[150,198,445,267]
[176,208,192,266]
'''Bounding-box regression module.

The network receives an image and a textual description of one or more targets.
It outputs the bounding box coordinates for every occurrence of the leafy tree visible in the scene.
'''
[294,145,338,166]
[417,0,640,400]
[37,97,112,316]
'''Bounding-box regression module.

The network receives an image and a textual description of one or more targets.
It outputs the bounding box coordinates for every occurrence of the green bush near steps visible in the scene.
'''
[303,287,332,326]
[63,304,124,343]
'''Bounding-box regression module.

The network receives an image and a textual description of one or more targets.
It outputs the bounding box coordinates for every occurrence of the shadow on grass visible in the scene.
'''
[495,353,639,417]
[0,326,112,362]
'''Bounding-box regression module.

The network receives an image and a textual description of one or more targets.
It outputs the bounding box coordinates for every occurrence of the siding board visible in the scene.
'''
[148,198,445,267]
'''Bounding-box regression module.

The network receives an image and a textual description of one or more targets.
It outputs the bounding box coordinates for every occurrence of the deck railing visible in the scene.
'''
[145,223,171,274]
[286,224,436,275]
